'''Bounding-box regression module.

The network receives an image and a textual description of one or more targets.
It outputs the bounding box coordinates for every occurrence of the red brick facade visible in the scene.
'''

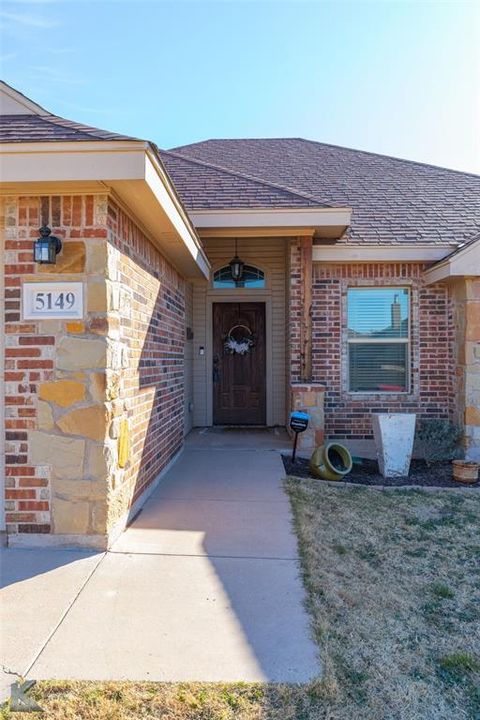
[2,194,186,537]
[310,262,454,439]
[288,239,303,382]
[1,212,473,539]
[3,195,106,535]
[105,199,185,524]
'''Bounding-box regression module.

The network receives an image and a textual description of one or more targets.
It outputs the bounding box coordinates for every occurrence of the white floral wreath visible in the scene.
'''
[224,324,255,355]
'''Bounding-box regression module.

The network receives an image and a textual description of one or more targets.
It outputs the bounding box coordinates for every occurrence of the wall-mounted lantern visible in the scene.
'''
[229,238,244,282]
[33,226,62,264]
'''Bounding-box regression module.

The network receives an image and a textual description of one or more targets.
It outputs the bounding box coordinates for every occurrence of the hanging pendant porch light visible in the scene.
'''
[229,238,244,282]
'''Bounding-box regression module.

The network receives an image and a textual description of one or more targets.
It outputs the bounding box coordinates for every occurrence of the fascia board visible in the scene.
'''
[313,245,453,263]
[190,208,351,229]
[0,141,210,279]
[423,240,480,284]
[143,153,209,278]
[0,145,147,182]
[0,140,147,154]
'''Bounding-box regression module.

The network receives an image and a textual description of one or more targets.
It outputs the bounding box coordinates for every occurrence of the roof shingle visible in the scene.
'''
[166,138,480,245]
[0,114,139,143]
[160,150,327,209]
[2,90,478,248]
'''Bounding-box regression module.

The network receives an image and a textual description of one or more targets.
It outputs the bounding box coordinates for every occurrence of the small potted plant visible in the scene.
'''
[452,459,480,484]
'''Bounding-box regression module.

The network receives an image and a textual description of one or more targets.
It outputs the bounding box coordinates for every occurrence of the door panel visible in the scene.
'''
[213,303,266,425]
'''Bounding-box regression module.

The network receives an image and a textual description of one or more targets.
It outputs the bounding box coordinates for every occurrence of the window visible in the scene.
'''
[213,265,265,289]
[347,287,410,392]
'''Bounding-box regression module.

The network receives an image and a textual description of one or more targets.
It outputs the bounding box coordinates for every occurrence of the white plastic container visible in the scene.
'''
[371,413,416,478]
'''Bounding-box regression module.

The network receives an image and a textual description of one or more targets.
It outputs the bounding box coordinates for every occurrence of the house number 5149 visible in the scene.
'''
[35,291,76,311]
[23,282,84,320]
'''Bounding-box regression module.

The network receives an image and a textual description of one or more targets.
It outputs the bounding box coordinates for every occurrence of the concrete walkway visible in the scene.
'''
[1,429,319,699]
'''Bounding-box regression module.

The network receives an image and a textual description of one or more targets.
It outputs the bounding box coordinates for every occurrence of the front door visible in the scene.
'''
[213,302,266,425]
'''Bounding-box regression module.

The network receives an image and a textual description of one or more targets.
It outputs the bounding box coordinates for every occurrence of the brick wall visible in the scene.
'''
[104,199,185,531]
[288,239,303,382]
[308,262,454,440]
[2,194,110,536]
[2,194,188,541]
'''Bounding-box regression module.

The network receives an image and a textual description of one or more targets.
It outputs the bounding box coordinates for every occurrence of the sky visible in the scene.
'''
[1,0,479,174]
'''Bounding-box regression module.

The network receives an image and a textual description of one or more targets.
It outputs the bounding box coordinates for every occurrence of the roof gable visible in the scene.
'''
[0,81,141,143]
[0,81,50,116]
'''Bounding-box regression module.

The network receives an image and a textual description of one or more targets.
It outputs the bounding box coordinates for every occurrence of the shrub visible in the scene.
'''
[417,419,461,466]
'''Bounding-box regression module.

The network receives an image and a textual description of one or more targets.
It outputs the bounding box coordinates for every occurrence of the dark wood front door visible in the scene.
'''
[213,302,266,425]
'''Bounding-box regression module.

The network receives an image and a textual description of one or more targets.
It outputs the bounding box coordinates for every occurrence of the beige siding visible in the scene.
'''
[192,237,287,427]
[184,281,194,436]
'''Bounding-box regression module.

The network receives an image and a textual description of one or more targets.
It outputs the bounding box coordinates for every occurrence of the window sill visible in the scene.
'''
[345,390,413,398]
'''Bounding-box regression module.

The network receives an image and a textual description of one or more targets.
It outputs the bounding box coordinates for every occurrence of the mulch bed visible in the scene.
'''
[282,454,479,488]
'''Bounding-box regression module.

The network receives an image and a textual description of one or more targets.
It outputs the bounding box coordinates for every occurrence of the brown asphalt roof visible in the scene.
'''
[0,113,140,143]
[160,150,327,209]
[165,138,480,245]
[2,99,478,246]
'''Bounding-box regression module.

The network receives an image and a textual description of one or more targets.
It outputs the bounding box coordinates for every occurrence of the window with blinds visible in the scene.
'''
[347,287,410,392]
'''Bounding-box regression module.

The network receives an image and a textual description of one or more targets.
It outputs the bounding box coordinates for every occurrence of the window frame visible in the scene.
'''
[346,285,411,395]
[212,263,266,290]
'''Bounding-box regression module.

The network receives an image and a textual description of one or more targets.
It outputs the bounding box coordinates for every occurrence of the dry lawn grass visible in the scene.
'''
[1,681,322,720]
[2,483,479,720]
[286,481,480,720]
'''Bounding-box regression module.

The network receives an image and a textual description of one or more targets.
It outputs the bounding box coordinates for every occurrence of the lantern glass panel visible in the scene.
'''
[34,238,56,264]
[229,258,244,281]
[45,241,54,263]
[213,264,265,289]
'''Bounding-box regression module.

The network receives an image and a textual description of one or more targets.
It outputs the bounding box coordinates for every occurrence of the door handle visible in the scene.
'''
[213,354,220,383]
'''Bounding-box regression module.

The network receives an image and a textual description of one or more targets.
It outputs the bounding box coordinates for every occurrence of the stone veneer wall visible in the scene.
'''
[310,262,454,440]
[450,278,480,460]
[290,384,325,451]
[104,199,185,533]
[2,194,187,542]
[3,195,111,538]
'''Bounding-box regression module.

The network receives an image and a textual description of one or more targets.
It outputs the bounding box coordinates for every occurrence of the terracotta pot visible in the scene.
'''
[452,460,479,484]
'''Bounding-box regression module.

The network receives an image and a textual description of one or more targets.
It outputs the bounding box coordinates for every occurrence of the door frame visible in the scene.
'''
[205,291,273,426]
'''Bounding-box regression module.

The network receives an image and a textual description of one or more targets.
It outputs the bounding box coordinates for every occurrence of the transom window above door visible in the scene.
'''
[213,265,265,289]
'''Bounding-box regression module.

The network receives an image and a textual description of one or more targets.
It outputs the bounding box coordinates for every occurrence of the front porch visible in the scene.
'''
[187,234,325,448]
[187,232,480,463]
[188,236,290,429]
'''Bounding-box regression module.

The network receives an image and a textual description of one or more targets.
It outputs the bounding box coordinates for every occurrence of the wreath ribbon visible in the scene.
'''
[224,324,255,355]
[227,324,253,341]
